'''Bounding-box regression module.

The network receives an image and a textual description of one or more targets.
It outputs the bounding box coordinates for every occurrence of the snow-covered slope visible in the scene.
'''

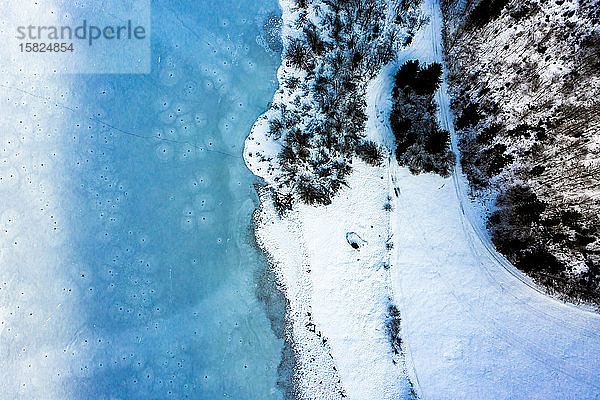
[441,0,600,300]
[388,1,600,398]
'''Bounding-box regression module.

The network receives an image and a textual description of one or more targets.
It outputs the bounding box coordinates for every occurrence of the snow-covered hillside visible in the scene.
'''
[387,1,600,398]
[441,0,600,302]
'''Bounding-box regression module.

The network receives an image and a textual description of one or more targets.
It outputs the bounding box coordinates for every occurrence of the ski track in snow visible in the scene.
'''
[386,0,600,399]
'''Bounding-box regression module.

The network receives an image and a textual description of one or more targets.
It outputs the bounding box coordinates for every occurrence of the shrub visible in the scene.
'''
[488,185,560,276]
[329,177,347,194]
[518,249,564,275]
[273,190,294,214]
[285,76,300,90]
[425,128,451,154]
[478,143,513,177]
[475,123,501,145]
[456,102,481,130]
[279,148,298,178]
[467,0,510,28]
[393,60,420,96]
[385,304,403,355]
[390,60,454,176]
[413,62,443,96]
[343,97,368,136]
[294,0,308,9]
[495,185,546,225]
[284,128,311,148]
[332,160,352,179]
[304,24,327,55]
[296,176,332,205]
[281,108,301,129]
[393,60,443,97]
[356,140,384,166]
[390,115,412,136]
[268,118,284,139]
[285,39,312,71]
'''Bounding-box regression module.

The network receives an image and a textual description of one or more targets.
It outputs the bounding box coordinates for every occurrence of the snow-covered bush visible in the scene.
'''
[385,304,403,356]
[355,140,384,166]
[390,60,455,176]
[285,39,313,71]
[273,190,295,215]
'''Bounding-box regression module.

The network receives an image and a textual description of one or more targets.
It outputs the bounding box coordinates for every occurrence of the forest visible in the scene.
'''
[264,0,424,207]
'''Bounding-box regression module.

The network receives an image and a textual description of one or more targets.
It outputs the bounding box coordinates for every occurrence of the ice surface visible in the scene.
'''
[0,0,287,399]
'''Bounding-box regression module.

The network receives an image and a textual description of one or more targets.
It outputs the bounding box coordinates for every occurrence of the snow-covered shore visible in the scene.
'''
[254,159,414,399]
[245,0,417,397]
[245,0,600,398]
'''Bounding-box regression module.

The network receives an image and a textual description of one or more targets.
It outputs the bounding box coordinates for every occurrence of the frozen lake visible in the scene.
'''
[0,0,286,398]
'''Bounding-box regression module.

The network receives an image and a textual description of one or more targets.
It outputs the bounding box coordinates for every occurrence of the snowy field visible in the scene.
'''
[255,159,415,399]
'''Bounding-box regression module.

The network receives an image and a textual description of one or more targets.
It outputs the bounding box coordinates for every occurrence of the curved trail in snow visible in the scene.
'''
[387,1,600,398]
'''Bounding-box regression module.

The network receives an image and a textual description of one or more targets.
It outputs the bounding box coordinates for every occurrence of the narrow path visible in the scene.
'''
[388,1,600,398]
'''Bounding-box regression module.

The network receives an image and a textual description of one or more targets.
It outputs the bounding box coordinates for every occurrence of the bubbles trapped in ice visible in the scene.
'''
[180,205,196,232]
[194,113,207,127]
[158,57,182,87]
[158,109,177,126]
[155,143,173,162]
[189,173,210,192]
[194,195,216,212]
[177,143,197,162]
[258,11,283,53]
[154,96,171,112]
[182,81,198,97]
[0,0,286,396]
[0,208,21,240]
